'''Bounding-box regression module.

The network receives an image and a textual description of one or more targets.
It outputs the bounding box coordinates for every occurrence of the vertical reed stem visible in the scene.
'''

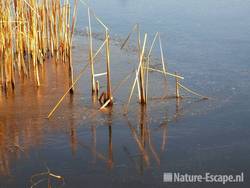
[105,29,113,105]
[87,8,96,94]
[175,72,180,98]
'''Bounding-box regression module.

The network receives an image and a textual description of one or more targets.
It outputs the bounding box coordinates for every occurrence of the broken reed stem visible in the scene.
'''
[175,72,180,98]
[79,0,109,30]
[121,27,170,106]
[145,32,159,102]
[98,70,136,111]
[47,40,108,118]
[85,6,113,107]
[177,82,209,99]
[144,32,169,101]
[125,33,148,114]
[47,63,89,119]
[145,67,184,80]
[121,24,143,101]
[136,24,142,102]
[88,71,144,118]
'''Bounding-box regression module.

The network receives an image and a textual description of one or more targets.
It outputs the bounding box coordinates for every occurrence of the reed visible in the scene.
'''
[178,82,209,99]
[125,33,148,113]
[120,24,144,102]
[85,3,113,106]
[69,0,79,93]
[87,8,96,94]
[105,29,113,105]
[122,27,173,111]
[123,29,185,113]
[175,72,180,98]
[0,0,77,94]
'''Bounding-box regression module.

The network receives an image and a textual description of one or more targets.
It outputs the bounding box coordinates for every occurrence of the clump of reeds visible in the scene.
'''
[0,0,78,94]
[47,4,114,118]
[86,7,113,107]
[122,26,185,113]
[121,25,209,114]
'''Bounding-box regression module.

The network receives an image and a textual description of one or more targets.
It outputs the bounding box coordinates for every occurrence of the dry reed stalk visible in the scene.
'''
[68,0,79,93]
[120,24,143,100]
[47,43,106,118]
[52,1,58,58]
[145,32,169,101]
[121,24,151,104]
[0,0,77,95]
[47,63,88,119]
[66,1,70,60]
[0,5,4,89]
[60,1,69,63]
[145,32,159,102]
[49,1,55,57]
[40,0,46,55]
[4,4,15,89]
[145,67,184,79]
[105,29,113,105]
[175,72,180,98]
[100,98,112,110]
[24,0,40,87]
[87,8,96,94]
[16,3,24,73]
[98,69,136,110]
[177,82,209,99]
[79,0,109,30]
[125,33,148,114]
[80,0,113,105]
[137,24,145,103]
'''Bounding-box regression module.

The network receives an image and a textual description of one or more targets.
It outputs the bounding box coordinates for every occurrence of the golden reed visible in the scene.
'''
[0,0,78,92]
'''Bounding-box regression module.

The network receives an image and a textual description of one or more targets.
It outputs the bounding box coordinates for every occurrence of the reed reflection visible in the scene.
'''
[174,97,183,121]
[72,106,114,168]
[0,121,10,176]
[125,105,168,174]
[160,114,168,152]
[0,119,44,176]
[107,109,114,169]
[70,117,77,156]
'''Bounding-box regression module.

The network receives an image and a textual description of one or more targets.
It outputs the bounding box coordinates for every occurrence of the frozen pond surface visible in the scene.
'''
[0,0,250,187]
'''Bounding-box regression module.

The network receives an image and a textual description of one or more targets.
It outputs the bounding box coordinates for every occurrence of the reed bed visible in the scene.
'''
[0,0,77,93]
